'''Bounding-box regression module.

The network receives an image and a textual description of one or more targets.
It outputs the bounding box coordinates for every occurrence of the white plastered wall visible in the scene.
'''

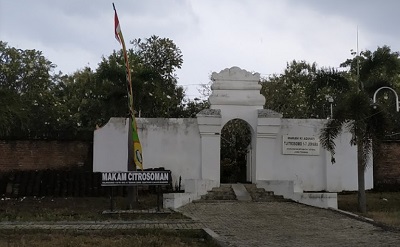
[256,119,373,191]
[94,118,202,189]
[93,118,129,172]
[93,67,373,194]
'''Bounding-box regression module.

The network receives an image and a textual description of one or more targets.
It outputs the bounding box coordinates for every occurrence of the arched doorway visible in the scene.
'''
[220,118,252,183]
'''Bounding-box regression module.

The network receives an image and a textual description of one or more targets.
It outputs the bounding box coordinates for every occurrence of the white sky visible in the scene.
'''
[1,0,399,99]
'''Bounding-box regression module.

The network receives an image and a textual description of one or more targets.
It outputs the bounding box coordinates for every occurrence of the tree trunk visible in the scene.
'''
[357,142,367,213]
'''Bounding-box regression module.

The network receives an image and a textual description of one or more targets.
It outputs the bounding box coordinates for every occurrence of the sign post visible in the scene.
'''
[101,171,172,186]
[102,170,172,211]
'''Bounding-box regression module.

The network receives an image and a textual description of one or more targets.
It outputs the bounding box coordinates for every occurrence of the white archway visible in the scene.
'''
[197,67,282,185]
[220,118,253,183]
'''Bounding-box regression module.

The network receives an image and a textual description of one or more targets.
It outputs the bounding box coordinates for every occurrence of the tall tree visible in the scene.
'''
[95,47,186,119]
[341,45,400,93]
[261,60,351,119]
[306,68,352,119]
[55,35,192,131]
[1,37,204,138]
[320,90,390,213]
[53,67,103,131]
[321,46,399,213]
[261,60,316,118]
[0,41,59,137]
[132,35,183,82]
[131,35,186,117]
[341,45,400,135]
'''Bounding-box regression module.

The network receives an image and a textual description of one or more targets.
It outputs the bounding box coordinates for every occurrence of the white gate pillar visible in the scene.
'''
[197,109,222,184]
[255,110,282,182]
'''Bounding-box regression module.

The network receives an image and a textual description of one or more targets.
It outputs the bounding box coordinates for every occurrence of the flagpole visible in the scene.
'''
[113,3,144,171]
[113,2,143,209]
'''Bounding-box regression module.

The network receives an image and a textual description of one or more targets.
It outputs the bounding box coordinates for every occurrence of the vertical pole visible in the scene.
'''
[157,185,161,212]
[127,118,138,209]
[110,186,114,212]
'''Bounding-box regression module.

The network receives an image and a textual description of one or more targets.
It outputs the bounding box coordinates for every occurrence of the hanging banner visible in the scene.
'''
[113,3,143,170]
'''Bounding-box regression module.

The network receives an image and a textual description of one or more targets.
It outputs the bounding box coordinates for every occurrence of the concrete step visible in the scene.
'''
[209,184,233,191]
[193,183,291,203]
[197,184,237,201]
[200,194,237,200]
[244,184,288,202]
[231,183,252,201]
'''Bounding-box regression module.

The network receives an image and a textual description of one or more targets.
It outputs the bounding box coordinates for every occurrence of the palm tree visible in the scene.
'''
[321,46,400,213]
[320,88,391,213]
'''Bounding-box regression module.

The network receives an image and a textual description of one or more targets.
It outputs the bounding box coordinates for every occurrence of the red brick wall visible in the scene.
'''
[0,140,92,171]
[374,142,400,190]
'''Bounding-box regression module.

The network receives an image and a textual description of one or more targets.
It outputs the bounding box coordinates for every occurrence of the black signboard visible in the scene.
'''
[101,170,171,186]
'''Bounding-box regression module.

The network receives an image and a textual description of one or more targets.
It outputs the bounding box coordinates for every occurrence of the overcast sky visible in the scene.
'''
[1,0,399,99]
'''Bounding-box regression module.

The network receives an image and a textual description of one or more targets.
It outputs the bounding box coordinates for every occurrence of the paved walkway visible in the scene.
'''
[178,201,400,247]
[1,201,399,246]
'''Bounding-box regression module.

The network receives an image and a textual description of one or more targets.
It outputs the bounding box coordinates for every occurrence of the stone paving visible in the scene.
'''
[178,201,400,247]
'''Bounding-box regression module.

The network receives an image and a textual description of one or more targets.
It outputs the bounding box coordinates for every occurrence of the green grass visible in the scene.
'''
[0,196,186,221]
[0,196,220,246]
[0,229,220,247]
[338,191,400,227]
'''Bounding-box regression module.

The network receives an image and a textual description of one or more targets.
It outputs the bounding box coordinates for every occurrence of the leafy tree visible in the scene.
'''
[341,45,400,135]
[0,41,60,137]
[261,60,316,118]
[132,35,183,82]
[341,45,400,92]
[306,68,352,119]
[1,36,206,139]
[53,67,103,130]
[55,36,199,131]
[180,98,209,118]
[0,87,26,136]
[95,48,186,120]
[131,35,186,118]
[87,35,190,121]
[261,60,352,119]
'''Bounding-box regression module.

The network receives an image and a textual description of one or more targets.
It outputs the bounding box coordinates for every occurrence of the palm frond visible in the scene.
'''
[320,118,346,163]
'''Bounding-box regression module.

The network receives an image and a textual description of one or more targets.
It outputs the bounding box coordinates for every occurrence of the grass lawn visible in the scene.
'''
[0,196,220,246]
[0,229,219,247]
[338,191,400,228]
[0,195,186,221]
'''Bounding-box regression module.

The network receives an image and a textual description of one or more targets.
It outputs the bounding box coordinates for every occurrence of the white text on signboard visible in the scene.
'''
[101,171,171,186]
